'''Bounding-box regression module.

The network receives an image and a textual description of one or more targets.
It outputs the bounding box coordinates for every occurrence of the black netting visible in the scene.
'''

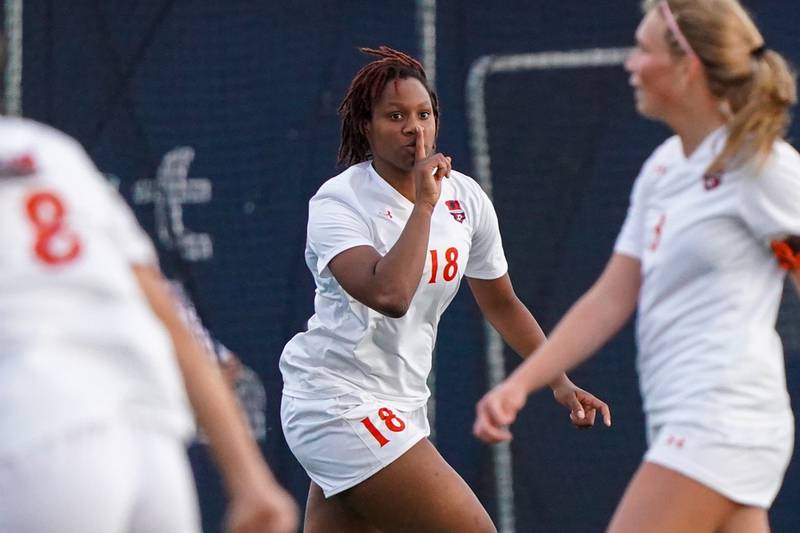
[21,1,800,531]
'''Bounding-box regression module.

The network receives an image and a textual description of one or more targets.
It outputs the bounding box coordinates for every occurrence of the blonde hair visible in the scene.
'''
[642,0,797,172]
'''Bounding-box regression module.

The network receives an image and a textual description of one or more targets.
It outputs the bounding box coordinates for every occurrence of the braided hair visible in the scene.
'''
[337,46,439,167]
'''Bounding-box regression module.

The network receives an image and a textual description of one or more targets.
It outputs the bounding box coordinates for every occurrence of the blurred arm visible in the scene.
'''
[328,203,434,319]
[132,265,297,533]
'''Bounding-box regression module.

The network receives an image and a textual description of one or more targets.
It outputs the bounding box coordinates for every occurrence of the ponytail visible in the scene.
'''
[643,0,798,172]
[711,48,797,172]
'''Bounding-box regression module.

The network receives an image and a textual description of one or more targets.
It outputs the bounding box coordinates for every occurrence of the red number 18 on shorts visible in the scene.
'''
[360,407,407,447]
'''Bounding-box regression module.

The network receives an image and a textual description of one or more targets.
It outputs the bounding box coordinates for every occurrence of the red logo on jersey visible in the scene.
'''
[0,153,37,177]
[444,200,466,223]
[648,214,667,252]
[703,172,723,191]
[666,434,685,448]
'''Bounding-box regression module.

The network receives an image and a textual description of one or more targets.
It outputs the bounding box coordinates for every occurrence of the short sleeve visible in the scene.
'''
[307,194,374,277]
[464,185,508,279]
[739,147,800,241]
[614,172,650,259]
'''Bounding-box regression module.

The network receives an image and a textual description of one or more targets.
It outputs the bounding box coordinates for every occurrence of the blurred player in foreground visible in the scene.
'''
[279,46,610,532]
[474,1,800,532]
[0,116,297,533]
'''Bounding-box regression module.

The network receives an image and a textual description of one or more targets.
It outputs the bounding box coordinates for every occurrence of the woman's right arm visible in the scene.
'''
[474,253,641,443]
[328,127,450,318]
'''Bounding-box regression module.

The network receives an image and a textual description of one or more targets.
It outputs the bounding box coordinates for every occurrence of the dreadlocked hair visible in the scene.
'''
[337,46,439,167]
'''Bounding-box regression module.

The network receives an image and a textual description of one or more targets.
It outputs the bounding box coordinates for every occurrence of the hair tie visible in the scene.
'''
[751,45,767,60]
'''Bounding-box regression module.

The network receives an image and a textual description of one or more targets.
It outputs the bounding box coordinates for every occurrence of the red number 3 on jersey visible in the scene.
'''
[25,191,82,265]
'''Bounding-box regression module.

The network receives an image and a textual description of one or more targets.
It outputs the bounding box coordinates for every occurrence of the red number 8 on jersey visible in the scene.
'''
[26,191,82,265]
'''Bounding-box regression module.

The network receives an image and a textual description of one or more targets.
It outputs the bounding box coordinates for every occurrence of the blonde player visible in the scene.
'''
[0,116,297,533]
[279,46,611,532]
[474,1,800,532]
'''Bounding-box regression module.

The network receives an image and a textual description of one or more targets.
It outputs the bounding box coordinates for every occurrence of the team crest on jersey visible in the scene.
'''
[0,153,36,177]
[702,172,723,191]
[444,200,466,223]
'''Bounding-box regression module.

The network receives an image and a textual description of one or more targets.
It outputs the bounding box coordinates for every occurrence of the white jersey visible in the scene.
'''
[0,118,193,455]
[615,127,800,428]
[280,162,508,409]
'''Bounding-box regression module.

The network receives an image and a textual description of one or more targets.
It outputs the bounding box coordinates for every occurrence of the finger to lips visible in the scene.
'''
[415,126,426,162]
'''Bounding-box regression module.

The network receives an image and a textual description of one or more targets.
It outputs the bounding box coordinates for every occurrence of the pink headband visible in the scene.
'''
[658,0,697,59]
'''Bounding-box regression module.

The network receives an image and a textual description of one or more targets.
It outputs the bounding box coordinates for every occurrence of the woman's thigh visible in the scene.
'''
[337,438,495,533]
[303,481,379,533]
[607,461,738,533]
[303,438,495,533]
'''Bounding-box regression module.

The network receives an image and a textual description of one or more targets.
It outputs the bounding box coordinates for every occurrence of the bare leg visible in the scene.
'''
[607,462,738,533]
[303,481,379,533]
[307,438,495,533]
[717,506,769,533]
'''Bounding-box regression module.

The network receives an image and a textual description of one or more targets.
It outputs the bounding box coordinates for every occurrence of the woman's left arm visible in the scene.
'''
[468,275,610,428]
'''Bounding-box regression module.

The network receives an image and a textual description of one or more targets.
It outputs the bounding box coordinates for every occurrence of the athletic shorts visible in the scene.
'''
[645,418,794,508]
[281,392,429,497]
[0,420,200,533]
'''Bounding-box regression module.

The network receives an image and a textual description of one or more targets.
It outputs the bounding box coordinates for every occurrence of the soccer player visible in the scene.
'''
[279,46,611,532]
[474,2,800,532]
[0,116,298,533]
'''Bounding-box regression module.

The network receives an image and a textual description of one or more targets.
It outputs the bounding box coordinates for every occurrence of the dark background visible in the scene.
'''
[15,1,800,531]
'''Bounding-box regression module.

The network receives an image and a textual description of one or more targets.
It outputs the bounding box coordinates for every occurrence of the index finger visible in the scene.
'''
[415,126,426,162]
[600,404,612,427]
[584,396,612,427]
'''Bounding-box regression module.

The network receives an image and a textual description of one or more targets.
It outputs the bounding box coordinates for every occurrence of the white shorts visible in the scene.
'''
[281,392,429,497]
[0,420,200,533]
[645,418,794,508]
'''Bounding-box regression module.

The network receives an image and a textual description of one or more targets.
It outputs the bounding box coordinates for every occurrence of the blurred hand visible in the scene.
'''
[225,482,299,533]
[473,380,528,443]
[412,125,451,211]
[551,379,612,429]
